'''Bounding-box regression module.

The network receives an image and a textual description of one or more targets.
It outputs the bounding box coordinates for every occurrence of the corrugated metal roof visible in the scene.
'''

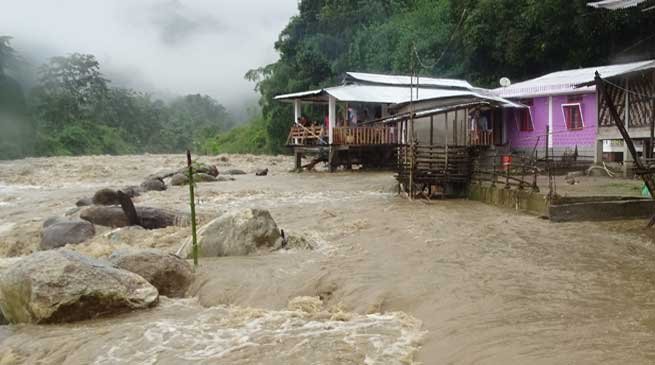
[345,72,473,89]
[494,59,655,98]
[276,83,520,107]
[587,0,647,9]
[324,84,473,104]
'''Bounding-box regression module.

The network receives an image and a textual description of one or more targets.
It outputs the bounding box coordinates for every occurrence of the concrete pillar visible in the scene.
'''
[328,95,336,145]
[594,139,604,164]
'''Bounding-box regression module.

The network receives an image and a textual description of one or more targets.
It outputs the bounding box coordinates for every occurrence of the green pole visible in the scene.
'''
[186,150,199,268]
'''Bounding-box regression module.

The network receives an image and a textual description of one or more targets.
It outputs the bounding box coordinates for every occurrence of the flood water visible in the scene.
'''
[1,154,655,364]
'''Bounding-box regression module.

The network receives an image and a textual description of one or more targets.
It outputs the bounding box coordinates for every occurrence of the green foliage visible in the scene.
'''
[0,38,235,160]
[200,116,269,155]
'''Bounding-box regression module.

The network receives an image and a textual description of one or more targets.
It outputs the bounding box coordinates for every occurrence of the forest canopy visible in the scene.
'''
[0,39,234,159]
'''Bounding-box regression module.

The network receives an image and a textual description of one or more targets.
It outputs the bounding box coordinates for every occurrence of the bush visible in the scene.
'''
[199,116,270,155]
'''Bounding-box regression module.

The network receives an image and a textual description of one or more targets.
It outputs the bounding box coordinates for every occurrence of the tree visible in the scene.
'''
[0,36,33,159]
[31,53,109,129]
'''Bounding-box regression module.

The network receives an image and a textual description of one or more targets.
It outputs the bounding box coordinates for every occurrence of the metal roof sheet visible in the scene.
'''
[345,72,473,89]
[274,89,324,101]
[494,60,655,98]
[276,82,521,109]
[587,0,647,9]
[323,84,474,104]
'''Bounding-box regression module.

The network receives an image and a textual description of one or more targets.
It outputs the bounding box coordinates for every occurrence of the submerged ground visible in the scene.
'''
[1,154,655,364]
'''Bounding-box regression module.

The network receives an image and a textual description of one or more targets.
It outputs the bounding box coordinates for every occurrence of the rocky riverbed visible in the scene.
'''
[1,154,655,364]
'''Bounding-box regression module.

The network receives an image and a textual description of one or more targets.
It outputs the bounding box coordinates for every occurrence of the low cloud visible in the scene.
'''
[0,0,298,115]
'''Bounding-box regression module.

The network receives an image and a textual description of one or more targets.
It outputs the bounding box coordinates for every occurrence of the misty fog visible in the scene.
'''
[0,0,299,120]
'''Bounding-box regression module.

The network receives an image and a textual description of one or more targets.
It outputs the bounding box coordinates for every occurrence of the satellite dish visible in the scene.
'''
[499,77,511,87]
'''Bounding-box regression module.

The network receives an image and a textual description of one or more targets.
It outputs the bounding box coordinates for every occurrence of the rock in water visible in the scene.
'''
[75,197,93,207]
[224,169,247,175]
[40,219,96,250]
[195,164,219,177]
[121,185,142,198]
[110,249,193,298]
[216,176,235,182]
[92,188,121,205]
[184,208,282,257]
[80,206,188,229]
[0,250,158,324]
[255,168,269,176]
[194,173,218,182]
[170,173,189,186]
[140,177,166,192]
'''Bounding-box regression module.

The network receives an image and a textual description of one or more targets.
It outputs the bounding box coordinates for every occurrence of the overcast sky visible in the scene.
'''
[0,0,299,114]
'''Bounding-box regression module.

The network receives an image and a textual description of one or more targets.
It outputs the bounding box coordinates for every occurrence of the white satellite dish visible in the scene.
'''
[499,77,511,87]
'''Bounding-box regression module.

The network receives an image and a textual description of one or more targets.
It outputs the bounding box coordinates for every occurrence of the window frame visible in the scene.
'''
[561,103,584,131]
[515,101,534,132]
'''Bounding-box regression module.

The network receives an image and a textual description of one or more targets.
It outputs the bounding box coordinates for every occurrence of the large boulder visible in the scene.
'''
[184,208,282,257]
[92,188,121,205]
[194,173,218,182]
[80,206,188,229]
[255,168,269,176]
[170,173,189,186]
[110,249,193,298]
[224,169,247,175]
[0,250,158,324]
[92,188,140,205]
[40,219,96,250]
[140,177,166,192]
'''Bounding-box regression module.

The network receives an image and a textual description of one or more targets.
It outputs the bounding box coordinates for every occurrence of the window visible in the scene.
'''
[516,99,534,131]
[562,95,584,130]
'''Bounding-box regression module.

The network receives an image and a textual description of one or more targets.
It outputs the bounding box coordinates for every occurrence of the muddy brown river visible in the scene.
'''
[1,154,655,364]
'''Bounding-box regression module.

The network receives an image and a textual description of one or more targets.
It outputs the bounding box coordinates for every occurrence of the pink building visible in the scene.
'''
[494,60,655,162]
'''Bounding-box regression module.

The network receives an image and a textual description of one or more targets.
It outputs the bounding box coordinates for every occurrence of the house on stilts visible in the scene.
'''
[275,72,524,195]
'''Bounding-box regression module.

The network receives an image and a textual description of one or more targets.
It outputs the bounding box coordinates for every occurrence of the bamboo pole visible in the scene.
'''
[186,150,199,268]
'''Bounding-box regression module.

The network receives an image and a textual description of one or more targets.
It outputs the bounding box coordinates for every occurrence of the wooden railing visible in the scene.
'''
[469,130,494,146]
[397,144,472,186]
[333,126,395,145]
[287,125,327,146]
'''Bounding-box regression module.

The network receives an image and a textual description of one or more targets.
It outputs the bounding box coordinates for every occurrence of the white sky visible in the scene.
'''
[0,0,299,112]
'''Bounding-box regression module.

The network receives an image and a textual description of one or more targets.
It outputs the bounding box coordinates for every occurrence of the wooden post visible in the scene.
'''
[453,110,458,145]
[445,112,449,177]
[117,190,140,227]
[429,115,434,145]
[328,95,336,145]
[186,150,199,268]
[491,151,497,187]
[295,150,302,172]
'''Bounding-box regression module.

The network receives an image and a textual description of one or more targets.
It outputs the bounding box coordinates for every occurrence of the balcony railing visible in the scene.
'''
[287,125,327,146]
[469,130,494,146]
[333,126,395,145]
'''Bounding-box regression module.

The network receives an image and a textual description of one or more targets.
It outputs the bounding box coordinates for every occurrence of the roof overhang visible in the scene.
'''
[576,60,655,88]
[344,72,473,90]
[587,0,647,9]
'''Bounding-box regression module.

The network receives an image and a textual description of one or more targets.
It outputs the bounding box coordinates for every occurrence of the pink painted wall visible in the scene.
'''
[505,93,597,151]
[505,97,549,149]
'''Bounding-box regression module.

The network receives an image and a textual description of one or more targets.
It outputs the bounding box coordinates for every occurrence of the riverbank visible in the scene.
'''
[1,154,655,364]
